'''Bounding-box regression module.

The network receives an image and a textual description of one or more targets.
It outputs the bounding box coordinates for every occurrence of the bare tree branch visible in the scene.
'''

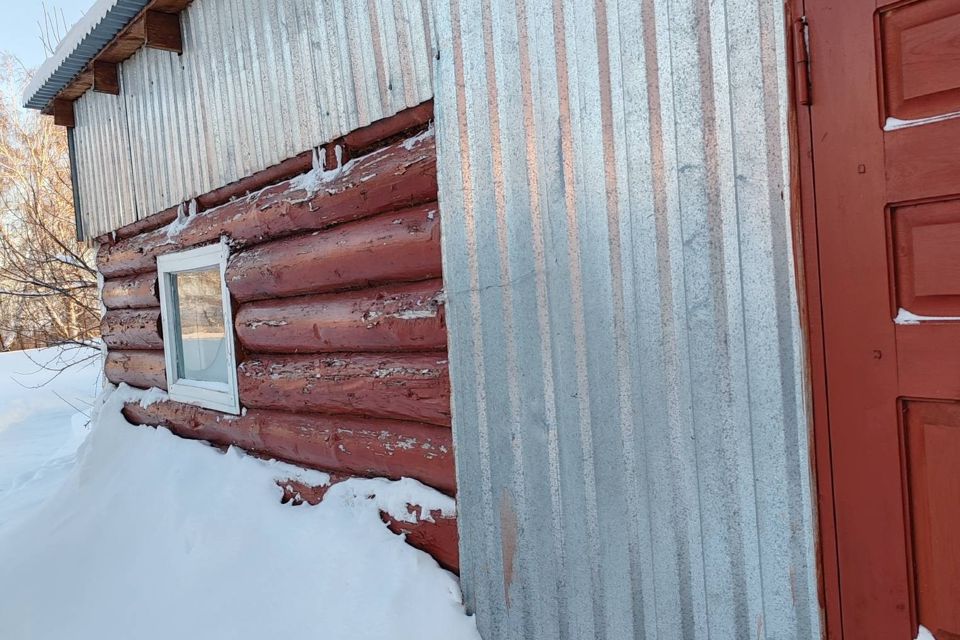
[0,53,100,357]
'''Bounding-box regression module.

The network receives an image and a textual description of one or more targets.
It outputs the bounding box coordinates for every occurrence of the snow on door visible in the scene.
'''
[804,0,960,638]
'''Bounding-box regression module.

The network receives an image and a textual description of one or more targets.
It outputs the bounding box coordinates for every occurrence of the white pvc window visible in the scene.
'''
[157,241,240,414]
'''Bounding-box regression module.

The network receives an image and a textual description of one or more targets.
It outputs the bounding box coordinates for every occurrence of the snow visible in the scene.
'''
[0,346,101,532]
[884,110,960,131]
[290,144,350,195]
[402,122,434,150]
[916,625,935,640]
[136,385,170,408]
[894,308,960,325]
[0,350,479,639]
[22,0,132,108]
[165,199,198,237]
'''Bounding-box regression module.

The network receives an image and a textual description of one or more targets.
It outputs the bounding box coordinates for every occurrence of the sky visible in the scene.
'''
[2,0,94,71]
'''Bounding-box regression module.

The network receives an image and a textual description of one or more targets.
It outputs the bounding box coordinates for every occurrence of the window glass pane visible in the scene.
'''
[169,267,229,385]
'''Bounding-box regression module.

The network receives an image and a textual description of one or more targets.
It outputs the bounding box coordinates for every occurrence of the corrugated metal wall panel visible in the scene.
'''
[432,0,822,638]
[74,91,137,236]
[72,0,434,238]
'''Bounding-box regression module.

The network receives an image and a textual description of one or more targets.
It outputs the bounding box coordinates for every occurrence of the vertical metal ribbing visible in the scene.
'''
[433,0,822,638]
[70,0,435,237]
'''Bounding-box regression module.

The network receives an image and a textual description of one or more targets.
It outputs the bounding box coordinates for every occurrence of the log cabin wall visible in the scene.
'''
[97,104,458,572]
[62,0,436,239]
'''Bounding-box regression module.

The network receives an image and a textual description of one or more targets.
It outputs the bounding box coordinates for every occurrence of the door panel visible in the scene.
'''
[885,121,960,202]
[806,0,960,638]
[897,325,960,399]
[892,200,960,315]
[904,401,960,640]
[880,0,960,122]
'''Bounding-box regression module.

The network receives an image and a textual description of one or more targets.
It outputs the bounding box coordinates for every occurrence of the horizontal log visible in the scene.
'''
[339,100,433,158]
[226,205,441,302]
[195,149,313,213]
[105,350,167,390]
[98,103,432,244]
[277,477,458,573]
[238,353,450,426]
[234,280,445,354]
[97,204,179,245]
[122,400,455,493]
[97,134,437,278]
[101,308,163,350]
[382,506,459,574]
[102,272,160,309]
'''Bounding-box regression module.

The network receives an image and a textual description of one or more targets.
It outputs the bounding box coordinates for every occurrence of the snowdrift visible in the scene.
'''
[0,383,479,640]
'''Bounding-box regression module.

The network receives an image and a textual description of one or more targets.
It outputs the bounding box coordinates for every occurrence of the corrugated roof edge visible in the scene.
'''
[22,0,151,111]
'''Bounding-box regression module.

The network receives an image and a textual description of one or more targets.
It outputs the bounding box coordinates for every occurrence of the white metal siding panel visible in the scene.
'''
[72,0,434,238]
[432,0,821,638]
[73,91,137,236]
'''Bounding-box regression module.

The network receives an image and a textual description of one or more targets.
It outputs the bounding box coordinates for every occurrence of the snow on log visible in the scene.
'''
[382,506,460,574]
[97,134,437,278]
[339,100,433,156]
[225,205,441,302]
[234,280,445,354]
[122,400,456,493]
[101,308,163,350]
[276,477,460,573]
[238,353,451,426]
[104,350,167,389]
[101,273,160,309]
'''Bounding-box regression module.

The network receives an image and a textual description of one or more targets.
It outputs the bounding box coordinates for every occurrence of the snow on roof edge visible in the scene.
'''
[22,0,151,111]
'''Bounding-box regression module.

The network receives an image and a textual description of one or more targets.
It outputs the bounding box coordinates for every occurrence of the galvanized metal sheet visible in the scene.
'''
[72,0,434,238]
[23,0,151,111]
[432,0,822,638]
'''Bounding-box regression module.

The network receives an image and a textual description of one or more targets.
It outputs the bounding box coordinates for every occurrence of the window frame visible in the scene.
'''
[156,240,240,415]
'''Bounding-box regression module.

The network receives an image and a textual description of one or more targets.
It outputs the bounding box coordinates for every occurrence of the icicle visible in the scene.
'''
[165,201,194,238]
[333,144,343,171]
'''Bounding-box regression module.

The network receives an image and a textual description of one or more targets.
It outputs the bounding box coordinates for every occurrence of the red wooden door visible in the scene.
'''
[803,0,960,638]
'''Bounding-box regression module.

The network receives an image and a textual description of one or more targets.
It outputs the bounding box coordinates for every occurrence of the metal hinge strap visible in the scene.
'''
[793,16,812,106]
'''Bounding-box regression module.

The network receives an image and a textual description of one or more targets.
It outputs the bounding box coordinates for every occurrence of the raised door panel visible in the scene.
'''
[880,0,960,122]
[904,401,960,640]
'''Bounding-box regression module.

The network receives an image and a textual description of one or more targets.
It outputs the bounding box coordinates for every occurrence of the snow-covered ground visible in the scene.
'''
[0,347,479,639]
[0,346,101,531]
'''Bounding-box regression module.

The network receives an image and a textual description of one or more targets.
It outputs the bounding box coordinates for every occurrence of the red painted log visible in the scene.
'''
[277,477,459,573]
[97,204,179,244]
[122,400,456,493]
[97,102,434,244]
[194,149,313,213]
[234,280,446,354]
[101,308,163,350]
[340,100,433,156]
[97,134,437,278]
[225,205,441,302]
[238,353,451,426]
[105,350,167,389]
[382,506,460,574]
[102,272,160,309]
[276,476,347,505]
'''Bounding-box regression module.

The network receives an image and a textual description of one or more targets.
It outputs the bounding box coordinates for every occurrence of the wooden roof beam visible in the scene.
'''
[139,10,183,54]
[44,3,189,125]
[92,61,120,95]
[53,99,75,128]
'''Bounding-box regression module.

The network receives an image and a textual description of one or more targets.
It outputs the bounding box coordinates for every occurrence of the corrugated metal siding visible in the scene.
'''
[432,0,821,638]
[74,91,138,236]
[72,0,434,238]
[23,0,151,111]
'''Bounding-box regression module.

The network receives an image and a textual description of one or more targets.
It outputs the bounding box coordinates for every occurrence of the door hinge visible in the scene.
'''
[793,16,812,106]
